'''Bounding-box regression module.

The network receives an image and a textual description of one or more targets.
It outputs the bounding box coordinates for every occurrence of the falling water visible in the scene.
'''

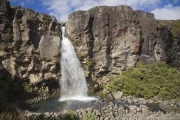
[59,27,96,101]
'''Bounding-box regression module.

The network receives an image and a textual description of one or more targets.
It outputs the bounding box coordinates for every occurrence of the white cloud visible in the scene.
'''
[40,0,161,21]
[151,4,180,20]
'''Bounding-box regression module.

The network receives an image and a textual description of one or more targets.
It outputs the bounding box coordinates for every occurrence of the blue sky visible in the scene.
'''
[10,0,180,21]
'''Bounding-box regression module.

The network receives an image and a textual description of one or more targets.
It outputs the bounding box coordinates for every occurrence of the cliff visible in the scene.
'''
[0,1,61,104]
[0,1,180,106]
[66,5,180,87]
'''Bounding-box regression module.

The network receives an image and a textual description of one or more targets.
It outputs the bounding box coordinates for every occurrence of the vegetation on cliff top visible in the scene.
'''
[106,62,180,100]
[43,15,51,32]
[172,20,180,37]
[156,20,180,38]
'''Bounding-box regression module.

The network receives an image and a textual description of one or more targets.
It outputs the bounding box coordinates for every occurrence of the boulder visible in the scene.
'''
[112,91,123,100]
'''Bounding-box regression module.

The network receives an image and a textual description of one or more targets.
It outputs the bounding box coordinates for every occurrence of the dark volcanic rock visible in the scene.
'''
[66,5,180,86]
[0,1,61,103]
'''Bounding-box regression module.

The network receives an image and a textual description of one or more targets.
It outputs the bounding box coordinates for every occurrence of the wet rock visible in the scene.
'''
[109,102,114,107]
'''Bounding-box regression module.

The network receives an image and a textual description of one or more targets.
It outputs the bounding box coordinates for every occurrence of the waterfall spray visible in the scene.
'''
[59,27,96,101]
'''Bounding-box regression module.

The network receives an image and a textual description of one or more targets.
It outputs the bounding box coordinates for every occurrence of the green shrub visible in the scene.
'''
[140,31,144,43]
[16,19,22,25]
[24,82,33,93]
[43,16,51,31]
[0,111,17,120]
[87,59,94,70]
[61,110,79,120]
[156,20,168,28]
[103,6,109,12]
[106,62,180,100]
[5,28,13,41]
[172,20,180,37]
[79,53,86,60]
[5,33,13,41]
[0,108,28,120]
[82,111,99,120]
[43,25,48,31]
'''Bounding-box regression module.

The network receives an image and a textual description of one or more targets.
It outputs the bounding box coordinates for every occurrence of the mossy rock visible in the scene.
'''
[87,59,94,70]
[42,15,51,32]
[4,27,13,42]
[16,19,22,25]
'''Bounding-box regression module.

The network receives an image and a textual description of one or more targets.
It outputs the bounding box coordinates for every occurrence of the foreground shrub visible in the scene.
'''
[106,62,180,100]
[0,77,10,112]
[60,110,79,120]
[82,111,99,120]
[0,111,16,120]
[0,108,27,120]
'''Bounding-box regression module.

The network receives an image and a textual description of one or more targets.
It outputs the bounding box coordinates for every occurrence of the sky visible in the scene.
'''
[10,0,180,22]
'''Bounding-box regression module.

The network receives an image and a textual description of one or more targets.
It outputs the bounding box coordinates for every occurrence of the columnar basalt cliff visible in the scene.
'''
[0,1,61,104]
[66,5,180,88]
[1,0,180,106]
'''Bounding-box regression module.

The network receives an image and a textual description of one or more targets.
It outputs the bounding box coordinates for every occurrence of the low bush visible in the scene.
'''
[87,59,94,70]
[172,20,180,37]
[0,111,17,120]
[0,77,9,112]
[0,108,27,120]
[60,110,79,120]
[5,28,13,42]
[43,16,51,32]
[106,62,180,100]
[16,19,22,25]
[82,111,99,120]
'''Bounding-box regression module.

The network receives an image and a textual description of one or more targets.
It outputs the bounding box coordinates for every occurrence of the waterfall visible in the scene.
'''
[59,27,96,101]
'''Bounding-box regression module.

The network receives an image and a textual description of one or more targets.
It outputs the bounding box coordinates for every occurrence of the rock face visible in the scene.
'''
[1,1,180,105]
[66,5,180,87]
[0,1,61,103]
